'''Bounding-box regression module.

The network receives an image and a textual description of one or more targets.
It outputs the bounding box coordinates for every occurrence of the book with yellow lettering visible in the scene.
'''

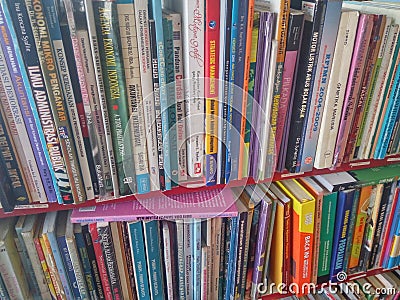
[276,179,315,288]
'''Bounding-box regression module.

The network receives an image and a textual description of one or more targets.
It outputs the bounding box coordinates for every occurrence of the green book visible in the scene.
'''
[317,191,338,284]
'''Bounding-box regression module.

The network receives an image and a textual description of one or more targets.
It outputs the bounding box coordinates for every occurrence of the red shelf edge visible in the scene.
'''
[1,154,400,218]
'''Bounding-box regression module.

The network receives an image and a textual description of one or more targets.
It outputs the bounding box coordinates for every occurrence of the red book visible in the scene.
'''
[204,0,220,186]
[89,223,113,300]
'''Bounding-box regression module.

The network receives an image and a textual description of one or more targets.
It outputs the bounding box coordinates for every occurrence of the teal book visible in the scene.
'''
[143,220,165,300]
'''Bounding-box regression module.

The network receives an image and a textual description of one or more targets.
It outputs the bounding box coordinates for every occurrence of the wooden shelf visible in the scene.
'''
[1,154,400,218]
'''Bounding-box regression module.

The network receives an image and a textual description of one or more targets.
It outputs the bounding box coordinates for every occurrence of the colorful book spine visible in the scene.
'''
[43,0,94,200]
[205,0,220,186]
[117,0,150,194]
[82,224,105,300]
[128,221,151,300]
[329,189,355,283]
[0,21,46,203]
[382,187,400,268]
[25,0,85,203]
[344,15,386,163]
[143,220,164,300]
[193,219,202,299]
[314,10,359,169]
[149,0,172,189]
[84,0,119,197]
[387,201,400,269]
[92,0,134,196]
[333,14,374,166]
[285,0,327,173]
[62,0,111,198]
[224,216,238,300]
[343,188,360,272]
[300,0,342,172]
[5,0,61,203]
[133,0,160,191]
[162,15,179,187]
[89,223,113,300]
[275,10,304,173]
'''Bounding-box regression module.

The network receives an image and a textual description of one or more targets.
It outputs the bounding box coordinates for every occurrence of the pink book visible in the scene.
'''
[333,14,374,167]
[71,189,238,223]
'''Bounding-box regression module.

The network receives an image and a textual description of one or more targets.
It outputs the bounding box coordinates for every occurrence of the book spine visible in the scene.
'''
[57,235,81,299]
[217,0,231,184]
[133,0,160,191]
[97,223,122,299]
[0,84,30,206]
[4,0,61,203]
[212,218,223,298]
[117,0,150,194]
[74,226,98,299]
[84,0,119,197]
[143,220,164,300]
[66,234,90,300]
[148,19,166,191]
[92,0,134,196]
[192,219,202,299]
[329,189,355,283]
[25,0,85,203]
[43,0,93,201]
[314,10,359,169]
[161,222,174,299]
[62,0,110,198]
[0,273,9,299]
[300,0,342,172]
[162,15,178,187]
[333,14,374,166]
[119,222,137,299]
[205,0,220,186]
[343,188,360,272]
[275,11,304,173]
[82,224,105,300]
[128,221,151,300]
[360,25,399,159]
[149,0,172,188]
[344,15,385,162]
[34,234,58,299]
[169,12,187,183]
[175,220,185,299]
[218,218,227,300]
[233,210,249,299]
[224,217,238,300]
[0,33,44,203]
[285,0,327,173]
[89,223,113,300]
[184,221,193,300]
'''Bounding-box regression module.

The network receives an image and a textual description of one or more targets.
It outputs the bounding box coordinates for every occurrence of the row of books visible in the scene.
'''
[287,270,400,300]
[2,164,400,300]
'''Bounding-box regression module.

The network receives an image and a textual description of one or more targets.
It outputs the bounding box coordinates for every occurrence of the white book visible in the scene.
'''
[162,222,174,299]
[314,10,359,169]
[0,47,43,203]
[200,245,208,300]
[175,219,185,299]
[118,0,151,194]
[0,218,30,299]
[84,0,119,197]
[165,0,205,178]
[184,220,193,300]
[134,0,160,191]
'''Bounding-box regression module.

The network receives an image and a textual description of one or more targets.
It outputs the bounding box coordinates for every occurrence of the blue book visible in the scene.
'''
[128,221,151,299]
[224,0,240,183]
[0,1,59,203]
[375,41,400,158]
[387,198,400,269]
[149,0,171,190]
[74,224,98,300]
[143,220,165,300]
[192,219,201,299]
[329,189,355,282]
[224,216,238,300]
[56,211,81,299]
[43,212,74,298]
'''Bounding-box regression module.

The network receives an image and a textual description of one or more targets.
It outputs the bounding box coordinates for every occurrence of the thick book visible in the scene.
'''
[91,0,134,196]
[5,0,61,203]
[71,188,238,222]
[25,0,85,203]
[299,0,343,172]
[329,189,355,282]
[314,10,359,169]
[285,0,327,173]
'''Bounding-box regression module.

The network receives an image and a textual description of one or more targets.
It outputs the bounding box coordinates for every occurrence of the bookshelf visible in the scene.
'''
[0,0,399,299]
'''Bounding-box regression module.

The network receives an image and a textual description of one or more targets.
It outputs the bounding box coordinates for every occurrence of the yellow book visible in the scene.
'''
[269,200,284,287]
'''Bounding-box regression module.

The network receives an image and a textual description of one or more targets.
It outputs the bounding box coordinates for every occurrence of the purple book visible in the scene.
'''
[333,14,374,167]
[250,9,275,179]
[275,10,304,172]
[71,188,238,222]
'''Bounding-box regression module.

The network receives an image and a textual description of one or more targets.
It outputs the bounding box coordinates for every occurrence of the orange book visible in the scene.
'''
[276,179,315,291]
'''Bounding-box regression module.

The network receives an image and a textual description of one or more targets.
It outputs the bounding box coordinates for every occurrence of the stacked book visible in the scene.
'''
[1,165,400,299]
